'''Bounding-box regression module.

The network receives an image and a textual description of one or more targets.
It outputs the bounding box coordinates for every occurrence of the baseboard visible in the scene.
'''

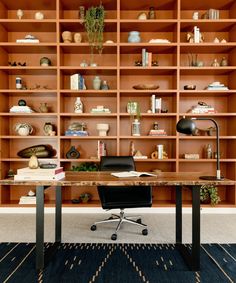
[0,207,236,214]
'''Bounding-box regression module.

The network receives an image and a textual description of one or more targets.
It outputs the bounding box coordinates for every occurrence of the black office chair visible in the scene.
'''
[90,156,152,240]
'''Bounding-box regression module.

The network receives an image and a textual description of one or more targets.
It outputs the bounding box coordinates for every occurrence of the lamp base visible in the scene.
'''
[199,176,224,180]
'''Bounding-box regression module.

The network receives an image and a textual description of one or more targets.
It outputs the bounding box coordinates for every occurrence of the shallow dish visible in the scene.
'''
[133,84,159,90]
[184,85,196,90]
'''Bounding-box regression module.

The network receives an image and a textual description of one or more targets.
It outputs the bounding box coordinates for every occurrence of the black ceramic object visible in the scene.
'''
[18,99,26,106]
[66,146,80,159]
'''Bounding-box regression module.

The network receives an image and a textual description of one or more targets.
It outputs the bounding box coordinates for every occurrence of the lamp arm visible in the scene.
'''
[192,117,220,179]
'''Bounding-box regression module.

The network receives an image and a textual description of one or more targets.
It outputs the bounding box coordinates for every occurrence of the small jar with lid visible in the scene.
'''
[132,119,141,136]
[16,77,22,89]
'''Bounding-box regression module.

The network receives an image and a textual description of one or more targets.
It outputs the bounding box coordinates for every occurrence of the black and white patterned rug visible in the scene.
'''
[0,243,236,282]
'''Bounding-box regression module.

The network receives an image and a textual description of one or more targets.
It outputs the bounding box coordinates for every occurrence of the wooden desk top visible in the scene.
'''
[0,172,235,187]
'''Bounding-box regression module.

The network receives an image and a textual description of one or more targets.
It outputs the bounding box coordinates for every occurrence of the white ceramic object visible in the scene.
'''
[93,76,101,90]
[17,9,24,19]
[14,123,33,136]
[138,12,147,20]
[35,11,44,20]
[96,123,109,136]
[74,33,82,43]
[74,97,83,113]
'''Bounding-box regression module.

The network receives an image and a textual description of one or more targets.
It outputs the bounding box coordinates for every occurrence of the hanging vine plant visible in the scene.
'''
[83,4,105,63]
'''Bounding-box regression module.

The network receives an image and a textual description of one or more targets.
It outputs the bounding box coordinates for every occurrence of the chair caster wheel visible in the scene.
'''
[142,229,148,236]
[137,218,142,224]
[91,225,97,231]
[111,234,117,241]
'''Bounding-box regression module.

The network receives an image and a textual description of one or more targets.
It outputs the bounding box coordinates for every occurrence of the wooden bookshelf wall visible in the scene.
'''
[0,0,236,207]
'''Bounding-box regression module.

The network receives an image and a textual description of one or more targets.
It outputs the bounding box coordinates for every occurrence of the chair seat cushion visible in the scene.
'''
[98,186,152,210]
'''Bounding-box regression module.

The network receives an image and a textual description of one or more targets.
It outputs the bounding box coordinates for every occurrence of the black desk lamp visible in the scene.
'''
[176,117,224,180]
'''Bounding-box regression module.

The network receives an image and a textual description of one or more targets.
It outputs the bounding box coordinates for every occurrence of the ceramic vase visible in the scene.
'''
[96,123,109,136]
[93,76,101,90]
[74,97,83,113]
[66,146,80,159]
[39,102,49,113]
[128,31,141,43]
[28,153,39,169]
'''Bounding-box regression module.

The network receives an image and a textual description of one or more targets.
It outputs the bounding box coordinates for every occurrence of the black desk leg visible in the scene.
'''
[176,186,182,243]
[176,185,200,271]
[192,185,200,270]
[55,186,62,243]
[36,185,45,270]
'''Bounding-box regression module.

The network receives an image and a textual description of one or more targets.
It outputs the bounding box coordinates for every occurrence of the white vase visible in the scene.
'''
[93,76,101,90]
[74,97,83,113]
[96,123,109,136]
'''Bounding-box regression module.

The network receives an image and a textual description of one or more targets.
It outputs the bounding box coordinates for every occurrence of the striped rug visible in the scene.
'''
[0,243,236,282]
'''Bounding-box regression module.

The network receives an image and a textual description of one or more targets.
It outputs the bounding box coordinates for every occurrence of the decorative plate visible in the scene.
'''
[133,84,159,90]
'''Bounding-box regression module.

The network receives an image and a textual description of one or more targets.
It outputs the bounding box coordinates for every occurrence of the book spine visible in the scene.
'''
[70,74,79,90]
[157,144,163,159]
[155,97,162,113]
[194,26,200,43]
[145,51,149,66]
[151,94,155,113]
[142,48,146,66]
[148,52,152,67]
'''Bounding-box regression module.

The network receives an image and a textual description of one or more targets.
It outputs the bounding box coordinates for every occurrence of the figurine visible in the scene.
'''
[220,57,228,66]
[62,31,72,43]
[35,12,44,20]
[17,9,23,19]
[211,58,220,67]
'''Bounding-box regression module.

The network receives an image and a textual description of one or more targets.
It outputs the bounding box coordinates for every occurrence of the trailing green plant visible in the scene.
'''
[200,184,221,205]
[71,162,98,172]
[128,101,142,121]
[83,4,105,62]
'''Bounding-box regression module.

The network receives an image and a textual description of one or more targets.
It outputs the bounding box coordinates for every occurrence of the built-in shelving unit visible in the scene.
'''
[0,0,236,207]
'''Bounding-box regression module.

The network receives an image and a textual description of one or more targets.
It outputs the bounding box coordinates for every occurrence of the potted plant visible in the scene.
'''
[71,162,98,172]
[83,4,105,64]
[200,185,221,205]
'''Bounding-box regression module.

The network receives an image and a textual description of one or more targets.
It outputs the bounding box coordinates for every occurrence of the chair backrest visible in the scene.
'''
[98,156,152,209]
[100,156,135,172]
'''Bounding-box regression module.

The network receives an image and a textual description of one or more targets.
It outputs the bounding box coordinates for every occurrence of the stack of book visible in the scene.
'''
[19,196,36,205]
[190,104,216,114]
[70,73,86,90]
[14,167,65,181]
[65,130,89,136]
[97,141,107,158]
[206,81,228,91]
[150,95,162,113]
[141,48,152,67]
[149,129,167,136]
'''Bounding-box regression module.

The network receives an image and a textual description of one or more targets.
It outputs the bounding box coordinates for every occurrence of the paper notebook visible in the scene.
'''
[111,171,156,178]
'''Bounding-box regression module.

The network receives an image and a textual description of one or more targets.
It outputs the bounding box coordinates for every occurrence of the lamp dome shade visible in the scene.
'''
[176,118,196,135]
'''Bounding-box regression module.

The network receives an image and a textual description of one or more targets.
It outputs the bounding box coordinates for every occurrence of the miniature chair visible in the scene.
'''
[90,156,152,240]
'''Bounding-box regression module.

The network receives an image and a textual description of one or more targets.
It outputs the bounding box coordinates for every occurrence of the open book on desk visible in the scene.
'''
[111,171,156,178]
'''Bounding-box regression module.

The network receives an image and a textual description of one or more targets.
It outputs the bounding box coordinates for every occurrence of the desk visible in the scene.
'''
[0,172,234,271]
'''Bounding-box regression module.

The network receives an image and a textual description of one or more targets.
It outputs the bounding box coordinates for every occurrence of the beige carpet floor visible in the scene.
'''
[0,213,236,243]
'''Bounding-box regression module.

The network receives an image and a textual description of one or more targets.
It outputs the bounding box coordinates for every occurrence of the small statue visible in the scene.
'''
[17,9,23,19]
[211,58,220,67]
[220,57,228,66]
